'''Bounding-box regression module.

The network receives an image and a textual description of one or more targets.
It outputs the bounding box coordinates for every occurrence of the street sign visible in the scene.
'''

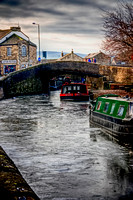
[38,57,41,62]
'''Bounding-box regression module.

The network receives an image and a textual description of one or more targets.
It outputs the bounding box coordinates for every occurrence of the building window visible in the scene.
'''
[22,45,27,56]
[7,47,11,56]
[21,64,26,69]
[4,65,16,74]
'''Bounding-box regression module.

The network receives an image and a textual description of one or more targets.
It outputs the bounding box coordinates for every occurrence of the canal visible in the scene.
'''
[0,91,133,200]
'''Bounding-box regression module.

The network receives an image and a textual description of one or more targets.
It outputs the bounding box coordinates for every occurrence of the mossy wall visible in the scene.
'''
[2,65,50,99]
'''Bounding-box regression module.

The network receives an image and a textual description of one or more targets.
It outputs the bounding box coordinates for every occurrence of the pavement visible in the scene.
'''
[0,146,40,200]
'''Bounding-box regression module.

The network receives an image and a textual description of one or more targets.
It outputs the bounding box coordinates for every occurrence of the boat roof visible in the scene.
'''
[100,96,133,103]
[63,83,86,86]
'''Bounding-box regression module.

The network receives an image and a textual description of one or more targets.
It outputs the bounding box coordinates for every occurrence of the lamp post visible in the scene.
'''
[32,22,41,62]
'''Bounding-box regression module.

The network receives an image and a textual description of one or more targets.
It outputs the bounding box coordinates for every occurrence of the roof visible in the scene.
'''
[0,27,36,47]
[57,50,83,61]
[84,51,110,59]
[63,83,86,86]
[101,96,133,103]
[85,52,100,58]
[0,29,11,40]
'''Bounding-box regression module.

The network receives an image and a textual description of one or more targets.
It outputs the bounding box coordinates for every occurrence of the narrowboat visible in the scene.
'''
[60,83,89,101]
[90,95,133,143]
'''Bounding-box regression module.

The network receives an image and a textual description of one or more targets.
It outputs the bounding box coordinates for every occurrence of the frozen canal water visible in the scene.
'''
[0,91,133,200]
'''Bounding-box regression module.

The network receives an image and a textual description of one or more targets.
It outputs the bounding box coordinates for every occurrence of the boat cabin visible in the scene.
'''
[60,83,89,101]
[90,95,133,144]
[62,83,87,94]
[94,96,133,120]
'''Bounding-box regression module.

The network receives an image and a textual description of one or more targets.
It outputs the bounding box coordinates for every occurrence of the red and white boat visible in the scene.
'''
[60,83,89,101]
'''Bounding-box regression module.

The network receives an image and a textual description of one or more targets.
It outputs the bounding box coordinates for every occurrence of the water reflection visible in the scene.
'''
[0,91,133,200]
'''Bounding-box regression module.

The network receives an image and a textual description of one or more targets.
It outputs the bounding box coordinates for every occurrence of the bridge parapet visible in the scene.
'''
[41,61,100,76]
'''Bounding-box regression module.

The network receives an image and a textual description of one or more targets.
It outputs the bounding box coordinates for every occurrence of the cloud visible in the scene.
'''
[0,0,23,6]
[0,0,115,18]
[0,0,132,53]
[0,0,132,18]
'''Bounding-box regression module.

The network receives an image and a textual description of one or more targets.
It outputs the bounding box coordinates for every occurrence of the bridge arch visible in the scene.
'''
[1,61,101,99]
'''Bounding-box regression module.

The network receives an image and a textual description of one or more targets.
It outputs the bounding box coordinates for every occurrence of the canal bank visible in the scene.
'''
[0,146,40,200]
[91,89,133,99]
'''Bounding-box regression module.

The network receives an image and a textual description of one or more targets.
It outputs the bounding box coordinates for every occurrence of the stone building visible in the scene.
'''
[0,26,37,75]
[57,49,83,61]
[84,51,110,65]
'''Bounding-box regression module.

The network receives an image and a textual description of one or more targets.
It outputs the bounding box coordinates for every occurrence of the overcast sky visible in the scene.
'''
[0,0,132,55]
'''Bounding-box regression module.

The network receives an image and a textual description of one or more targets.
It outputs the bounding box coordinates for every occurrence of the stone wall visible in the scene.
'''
[99,65,133,84]
[0,146,40,200]
[86,76,104,90]
[2,65,50,99]
[84,52,111,65]
[29,45,37,66]
[0,34,37,75]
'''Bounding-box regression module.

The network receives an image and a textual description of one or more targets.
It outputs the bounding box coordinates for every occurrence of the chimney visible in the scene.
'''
[10,26,21,31]
[61,51,64,57]
[71,49,74,54]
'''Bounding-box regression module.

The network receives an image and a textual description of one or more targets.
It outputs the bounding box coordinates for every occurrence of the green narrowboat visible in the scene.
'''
[90,95,133,143]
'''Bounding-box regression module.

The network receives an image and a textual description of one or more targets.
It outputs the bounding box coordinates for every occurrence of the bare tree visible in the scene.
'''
[102,2,133,64]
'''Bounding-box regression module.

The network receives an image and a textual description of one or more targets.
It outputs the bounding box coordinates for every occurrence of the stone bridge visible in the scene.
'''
[0,61,101,99]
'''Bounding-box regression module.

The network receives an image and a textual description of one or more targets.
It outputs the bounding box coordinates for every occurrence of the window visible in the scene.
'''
[103,102,109,113]
[73,86,76,90]
[7,47,11,56]
[96,101,101,110]
[68,86,71,91]
[110,103,115,114]
[77,86,80,91]
[80,85,86,93]
[130,103,133,116]
[4,65,16,74]
[63,86,72,94]
[117,105,125,116]
[21,64,26,69]
[62,86,67,94]
[22,45,27,56]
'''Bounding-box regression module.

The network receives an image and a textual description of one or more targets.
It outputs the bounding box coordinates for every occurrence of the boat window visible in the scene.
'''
[68,86,71,91]
[81,85,87,93]
[103,103,109,113]
[130,103,133,116]
[73,86,76,90]
[110,103,115,114]
[63,86,71,94]
[96,101,101,110]
[62,86,67,94]
[77,86,80,91]
[117,105,125,116]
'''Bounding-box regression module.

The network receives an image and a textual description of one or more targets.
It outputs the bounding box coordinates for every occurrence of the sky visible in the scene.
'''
[0,0,132,55]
